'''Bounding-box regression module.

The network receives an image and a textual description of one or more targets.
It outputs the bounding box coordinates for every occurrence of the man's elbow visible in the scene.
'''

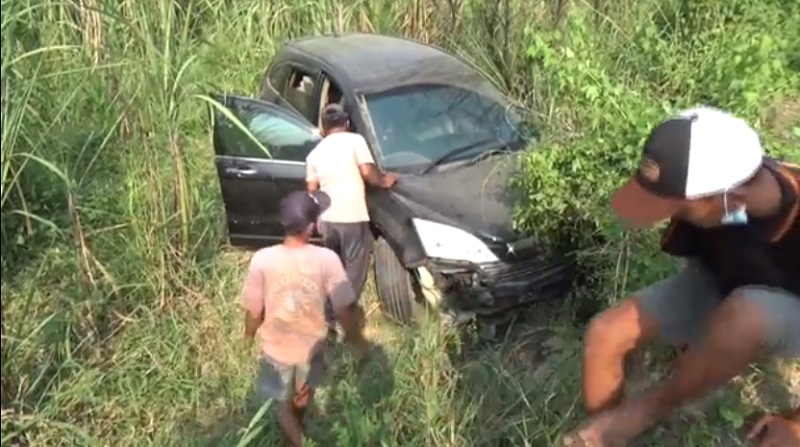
[358,167,380,186]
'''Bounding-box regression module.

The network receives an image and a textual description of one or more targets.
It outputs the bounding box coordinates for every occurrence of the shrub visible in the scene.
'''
[512,0,800,302]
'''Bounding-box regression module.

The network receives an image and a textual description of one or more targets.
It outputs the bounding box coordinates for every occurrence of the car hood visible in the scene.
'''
[389,153,522,242]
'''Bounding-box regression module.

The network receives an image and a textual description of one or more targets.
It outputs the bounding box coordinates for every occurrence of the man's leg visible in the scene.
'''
[319,222,342,327]
[570,286,800,446]
[337,222,374,300]
[256,358,303,446]
[583,261,720,414]
[282,353,326,445]
[648,286,800,411]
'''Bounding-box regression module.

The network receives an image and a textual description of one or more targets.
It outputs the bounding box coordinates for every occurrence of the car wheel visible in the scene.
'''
[373,236,422,325]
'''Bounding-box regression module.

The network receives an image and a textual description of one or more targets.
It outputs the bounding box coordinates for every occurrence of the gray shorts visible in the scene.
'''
[638,260,800,358]
[256,354,326,401]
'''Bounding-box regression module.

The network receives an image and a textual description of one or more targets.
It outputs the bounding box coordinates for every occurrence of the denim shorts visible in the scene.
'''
[256,354,326,401]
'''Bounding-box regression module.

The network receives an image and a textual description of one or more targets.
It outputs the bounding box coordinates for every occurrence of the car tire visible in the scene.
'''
[373,236,422,325]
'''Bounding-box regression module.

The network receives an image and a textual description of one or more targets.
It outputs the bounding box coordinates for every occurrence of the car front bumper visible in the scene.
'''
[426,254,576,318]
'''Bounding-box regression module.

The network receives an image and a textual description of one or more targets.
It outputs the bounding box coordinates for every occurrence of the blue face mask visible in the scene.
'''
[720,192,748,225]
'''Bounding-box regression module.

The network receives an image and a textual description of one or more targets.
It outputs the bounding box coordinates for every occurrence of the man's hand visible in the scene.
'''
[359,163,397,189]
[380,172,398,188]
[244,310,262,340]
[747,414,800,447]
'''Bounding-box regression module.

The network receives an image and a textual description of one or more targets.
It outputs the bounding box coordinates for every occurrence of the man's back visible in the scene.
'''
[306,132,374,223]
[245,244,354,364]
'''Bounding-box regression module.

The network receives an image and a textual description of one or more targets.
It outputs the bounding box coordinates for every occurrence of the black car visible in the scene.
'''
[208,33,575,335]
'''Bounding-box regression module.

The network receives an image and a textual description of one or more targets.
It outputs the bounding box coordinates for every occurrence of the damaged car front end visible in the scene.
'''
[381,155,577,333]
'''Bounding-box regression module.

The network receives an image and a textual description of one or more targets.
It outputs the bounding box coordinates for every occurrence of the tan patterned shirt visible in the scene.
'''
[240,244,355,364]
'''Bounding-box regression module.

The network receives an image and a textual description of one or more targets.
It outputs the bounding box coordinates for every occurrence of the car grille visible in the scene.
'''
[478,255,575,301]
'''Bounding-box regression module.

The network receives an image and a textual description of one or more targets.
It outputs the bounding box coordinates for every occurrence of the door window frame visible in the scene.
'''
[264,63,292,97]
[281,65,320,124]
[317,74,346,128]
[211,94,321,164]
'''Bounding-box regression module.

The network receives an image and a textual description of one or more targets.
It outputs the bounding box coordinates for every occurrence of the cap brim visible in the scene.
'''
[311,191,331,215]
[610,178,683,229]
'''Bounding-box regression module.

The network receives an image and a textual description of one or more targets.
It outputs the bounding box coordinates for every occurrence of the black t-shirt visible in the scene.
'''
[660,159,800,297]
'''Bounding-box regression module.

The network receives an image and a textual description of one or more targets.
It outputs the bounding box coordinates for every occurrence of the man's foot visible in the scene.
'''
[562,431,599,447]
[563,403,652,447]
[562,415,623,447]
[747,414,800,447]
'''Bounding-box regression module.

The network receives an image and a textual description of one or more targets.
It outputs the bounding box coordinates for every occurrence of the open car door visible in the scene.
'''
[210,93,322,247]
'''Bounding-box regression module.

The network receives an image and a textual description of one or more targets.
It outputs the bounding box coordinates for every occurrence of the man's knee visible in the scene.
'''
[713,292,765,336]
[585,298,657,355]
[717,288,799,358]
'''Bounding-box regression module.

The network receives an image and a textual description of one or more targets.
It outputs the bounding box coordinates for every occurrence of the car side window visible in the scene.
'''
[269,65,291,90]
[215,100,320,162]
[283,68,317,122]
[262,64,290,96]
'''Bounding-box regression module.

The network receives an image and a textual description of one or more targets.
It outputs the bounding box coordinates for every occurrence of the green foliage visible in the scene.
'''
[512,0,800,297]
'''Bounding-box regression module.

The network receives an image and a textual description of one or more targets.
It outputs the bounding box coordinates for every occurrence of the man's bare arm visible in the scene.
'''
[306,155,320,192]
[244,310,263,339]
[358,163,396,188]
[241,259,266,340]
[789,407,800,424]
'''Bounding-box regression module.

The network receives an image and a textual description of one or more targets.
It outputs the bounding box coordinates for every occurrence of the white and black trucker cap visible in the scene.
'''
[611,106,764,227]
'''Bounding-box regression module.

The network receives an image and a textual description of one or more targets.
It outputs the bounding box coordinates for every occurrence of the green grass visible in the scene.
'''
[2,0,799,446]
[3,247,799,446]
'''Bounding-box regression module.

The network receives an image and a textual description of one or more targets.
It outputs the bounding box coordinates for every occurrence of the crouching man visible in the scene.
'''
[565,107,800,447]
[240,191,372,446]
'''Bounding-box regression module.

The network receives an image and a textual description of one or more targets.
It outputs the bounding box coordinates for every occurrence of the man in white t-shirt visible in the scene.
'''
[305,104,397,314]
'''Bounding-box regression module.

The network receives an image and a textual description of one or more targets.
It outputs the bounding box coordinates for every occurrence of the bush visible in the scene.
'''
[512,0,800,301]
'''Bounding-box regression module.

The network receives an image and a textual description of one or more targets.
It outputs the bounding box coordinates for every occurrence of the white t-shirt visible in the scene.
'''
[305,132,375,223]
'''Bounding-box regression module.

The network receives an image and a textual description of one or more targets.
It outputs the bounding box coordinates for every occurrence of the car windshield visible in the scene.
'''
[363,84,525,171]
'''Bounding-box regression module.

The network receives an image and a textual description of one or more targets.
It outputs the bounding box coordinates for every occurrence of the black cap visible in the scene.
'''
[320,103,349,130]
[279,191,321,234]
[635,117,695,198]
[611,107,763,228]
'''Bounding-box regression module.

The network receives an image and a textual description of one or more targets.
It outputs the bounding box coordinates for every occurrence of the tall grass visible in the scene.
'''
[2,0,799,445]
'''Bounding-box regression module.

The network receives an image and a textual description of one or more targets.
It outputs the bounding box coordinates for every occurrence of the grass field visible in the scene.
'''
[2,0,799,446]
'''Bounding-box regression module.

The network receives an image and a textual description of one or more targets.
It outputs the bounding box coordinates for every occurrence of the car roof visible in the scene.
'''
[284,33,493,95]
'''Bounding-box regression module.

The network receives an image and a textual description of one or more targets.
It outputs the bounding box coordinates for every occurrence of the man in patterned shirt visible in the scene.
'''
[240,190,371,446]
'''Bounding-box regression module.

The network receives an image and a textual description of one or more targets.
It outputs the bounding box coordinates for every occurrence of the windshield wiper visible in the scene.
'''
[467,147,514,165]
[418,139,498,175]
